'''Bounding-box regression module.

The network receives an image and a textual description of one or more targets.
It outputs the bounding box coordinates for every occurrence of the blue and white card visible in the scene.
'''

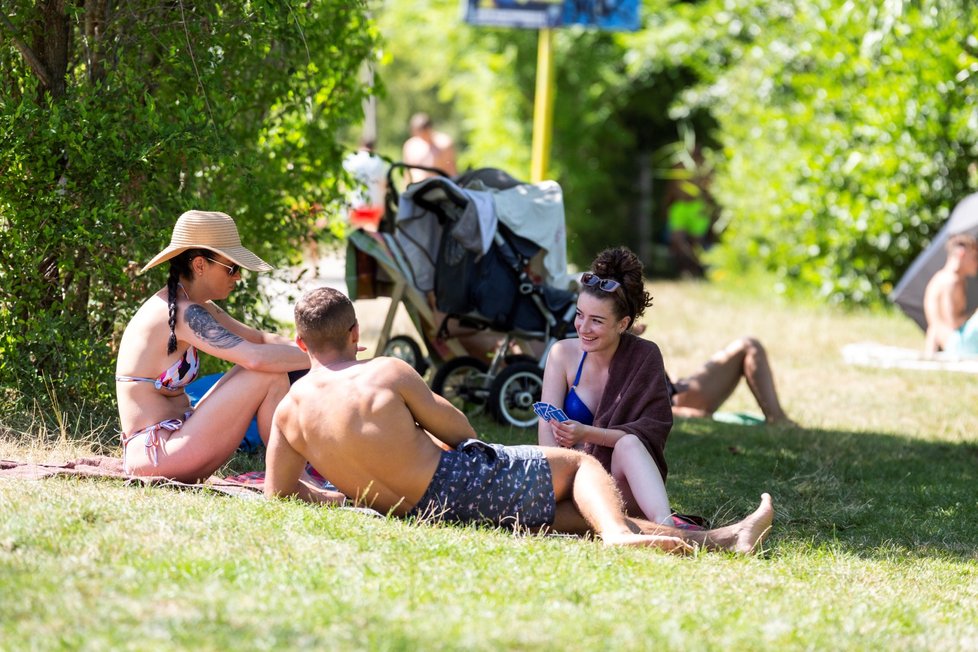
[533,402,569,423]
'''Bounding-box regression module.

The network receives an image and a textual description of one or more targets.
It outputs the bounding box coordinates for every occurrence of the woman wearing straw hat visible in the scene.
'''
[115,210,312,482]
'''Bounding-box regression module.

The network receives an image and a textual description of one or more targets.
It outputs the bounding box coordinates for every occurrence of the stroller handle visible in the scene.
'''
[383,162,455,232]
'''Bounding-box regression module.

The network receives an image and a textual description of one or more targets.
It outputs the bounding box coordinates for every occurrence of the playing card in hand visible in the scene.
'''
[533,402,569,422]
[532,402,549,419]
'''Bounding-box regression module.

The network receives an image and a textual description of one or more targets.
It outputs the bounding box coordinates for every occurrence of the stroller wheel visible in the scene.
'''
[431,356,491,411]
[381,335,429,376]
[489,362,543,429]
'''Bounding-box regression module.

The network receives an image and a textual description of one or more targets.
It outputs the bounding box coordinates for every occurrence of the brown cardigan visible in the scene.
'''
[583,332,674,481]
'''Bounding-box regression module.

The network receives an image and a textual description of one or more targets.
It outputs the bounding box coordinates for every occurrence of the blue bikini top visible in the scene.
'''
[563,352,595,426]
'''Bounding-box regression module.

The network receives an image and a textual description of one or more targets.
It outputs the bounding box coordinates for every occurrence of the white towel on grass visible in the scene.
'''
[842,341,978,373]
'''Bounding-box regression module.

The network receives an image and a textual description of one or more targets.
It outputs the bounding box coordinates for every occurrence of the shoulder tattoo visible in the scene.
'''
[185,304,244,349]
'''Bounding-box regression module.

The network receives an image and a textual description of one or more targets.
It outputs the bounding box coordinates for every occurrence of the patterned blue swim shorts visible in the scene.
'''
[407,439,556,529]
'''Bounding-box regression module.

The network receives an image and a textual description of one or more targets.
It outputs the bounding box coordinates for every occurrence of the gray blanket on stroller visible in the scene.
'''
[585,332,674,481]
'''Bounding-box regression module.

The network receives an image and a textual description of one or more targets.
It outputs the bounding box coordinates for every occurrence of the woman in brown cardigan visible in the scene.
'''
[539,247,793,527]
[537,247,678,526]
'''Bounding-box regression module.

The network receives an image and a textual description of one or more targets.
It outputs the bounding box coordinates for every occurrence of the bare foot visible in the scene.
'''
[703,493,774,554]
[601,532,695,554]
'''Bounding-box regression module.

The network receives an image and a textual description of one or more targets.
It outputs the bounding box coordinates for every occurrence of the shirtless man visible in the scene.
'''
[923,233,978,356]
[402,113,457,184]
[264,287,774,554]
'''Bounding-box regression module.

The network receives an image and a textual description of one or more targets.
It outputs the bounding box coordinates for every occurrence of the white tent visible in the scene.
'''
[891,193,978,329]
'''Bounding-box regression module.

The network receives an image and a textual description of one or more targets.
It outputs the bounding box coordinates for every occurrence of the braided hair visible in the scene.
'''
[165,249,207,354]
[582,247,653,330]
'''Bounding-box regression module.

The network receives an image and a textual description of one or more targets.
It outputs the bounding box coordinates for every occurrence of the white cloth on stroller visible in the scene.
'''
[493,181,573,290]
[395,176,574,295]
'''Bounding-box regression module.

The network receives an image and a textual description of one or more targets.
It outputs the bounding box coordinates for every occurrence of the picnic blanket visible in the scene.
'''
[712,411,765,426]
[0,456,264,499]
[842,341,978,374]
[1,457,384,516]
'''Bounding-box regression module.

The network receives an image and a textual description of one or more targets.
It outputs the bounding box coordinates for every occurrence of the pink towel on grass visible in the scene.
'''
[0,456,263,498]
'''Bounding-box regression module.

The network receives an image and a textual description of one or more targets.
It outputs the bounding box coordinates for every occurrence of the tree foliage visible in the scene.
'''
[667,0,978,304]
[373,0,713,267]
[0,1,376,416]
[374,0,978,305]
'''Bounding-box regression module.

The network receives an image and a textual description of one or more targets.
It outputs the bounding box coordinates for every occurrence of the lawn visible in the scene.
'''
[2,277,977,651]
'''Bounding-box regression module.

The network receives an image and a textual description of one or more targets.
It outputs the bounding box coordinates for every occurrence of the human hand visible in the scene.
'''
[550,419,586,448]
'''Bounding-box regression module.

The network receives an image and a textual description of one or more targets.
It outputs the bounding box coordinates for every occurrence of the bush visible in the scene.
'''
[0,2,376,419]
[687,0,978,304]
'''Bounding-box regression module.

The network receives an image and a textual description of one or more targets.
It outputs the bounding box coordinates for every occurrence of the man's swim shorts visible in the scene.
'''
[407,439,556,529]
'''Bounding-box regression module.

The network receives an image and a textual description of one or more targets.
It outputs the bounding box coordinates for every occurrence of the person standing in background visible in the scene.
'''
[343,138,389,231]
[402,112,457,184]
[663,146,716,278]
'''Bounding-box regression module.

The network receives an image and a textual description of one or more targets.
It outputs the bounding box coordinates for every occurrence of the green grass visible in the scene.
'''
[3,279,978,650]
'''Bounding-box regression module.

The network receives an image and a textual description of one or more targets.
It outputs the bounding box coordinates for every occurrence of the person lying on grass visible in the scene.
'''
[629,328,792,425]
[666,336,794,425]
[263,287,774,554]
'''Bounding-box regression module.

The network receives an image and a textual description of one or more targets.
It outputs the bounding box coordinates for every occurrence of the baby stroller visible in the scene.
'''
[348,162,578,428]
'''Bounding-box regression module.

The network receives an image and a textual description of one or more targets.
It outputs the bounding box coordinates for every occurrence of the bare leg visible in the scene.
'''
[682,493,774,553]
[550,490,774,555]
[626,494,774,554]
[549,502,594,537]
[544,448,692,552]
[428,307,504,363]
[737,338,794,424]
[610,435,672,524]
[673,337,793,424]
[125,368,291,483]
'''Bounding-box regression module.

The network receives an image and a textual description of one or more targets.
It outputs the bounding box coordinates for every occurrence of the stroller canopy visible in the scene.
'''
[392,173,576,333]
[394,175,573,293]
[891,193,978,330]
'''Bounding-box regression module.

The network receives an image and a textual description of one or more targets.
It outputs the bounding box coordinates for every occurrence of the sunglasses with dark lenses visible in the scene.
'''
[581,272,621,292]
[206,257,241,277]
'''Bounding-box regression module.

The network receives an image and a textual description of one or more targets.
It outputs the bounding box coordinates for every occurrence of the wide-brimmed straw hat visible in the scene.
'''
[140,210,273,274]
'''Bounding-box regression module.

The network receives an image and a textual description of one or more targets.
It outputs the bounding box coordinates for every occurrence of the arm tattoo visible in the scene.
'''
[185,304,245,349]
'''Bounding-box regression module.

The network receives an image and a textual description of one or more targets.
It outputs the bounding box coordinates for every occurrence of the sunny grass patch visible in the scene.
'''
[3,278,978,649]
[646,277,978,439]
[2,476,977,651]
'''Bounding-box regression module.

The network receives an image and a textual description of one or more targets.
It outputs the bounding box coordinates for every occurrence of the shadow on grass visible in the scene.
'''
[65,408,974,561]
[666,419,978,559]
[451,413,978,558]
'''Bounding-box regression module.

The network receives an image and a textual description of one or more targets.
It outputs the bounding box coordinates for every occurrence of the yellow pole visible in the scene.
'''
[530,28,555,183]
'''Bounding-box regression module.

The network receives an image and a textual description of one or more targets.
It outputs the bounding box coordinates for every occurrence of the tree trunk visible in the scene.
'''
[635,150,654,269]
[31,0,70,100]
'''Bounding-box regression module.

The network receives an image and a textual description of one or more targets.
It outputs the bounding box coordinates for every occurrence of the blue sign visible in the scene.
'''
[463,0,641,32]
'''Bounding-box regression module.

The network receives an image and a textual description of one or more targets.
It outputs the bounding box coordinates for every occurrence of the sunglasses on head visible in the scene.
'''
[205,257,241,277]
[581,272,621,292]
